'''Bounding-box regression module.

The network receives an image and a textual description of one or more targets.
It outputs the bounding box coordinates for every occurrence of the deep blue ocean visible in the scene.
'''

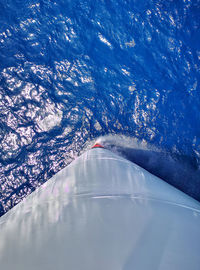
[0,0,200,216]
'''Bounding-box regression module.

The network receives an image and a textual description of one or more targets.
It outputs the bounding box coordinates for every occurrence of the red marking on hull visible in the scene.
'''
[91,143,104,149]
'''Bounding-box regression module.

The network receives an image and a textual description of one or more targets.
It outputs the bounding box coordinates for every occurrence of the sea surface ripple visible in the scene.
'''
[0,0,200,216]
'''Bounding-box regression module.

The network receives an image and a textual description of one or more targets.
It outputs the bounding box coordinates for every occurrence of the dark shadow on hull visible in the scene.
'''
[105,144,200,202]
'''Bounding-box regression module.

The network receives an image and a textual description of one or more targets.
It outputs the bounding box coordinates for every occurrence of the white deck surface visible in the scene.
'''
[0,148,200,269]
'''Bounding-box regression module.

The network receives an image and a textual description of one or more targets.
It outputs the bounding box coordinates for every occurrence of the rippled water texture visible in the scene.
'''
[0,0,200,216]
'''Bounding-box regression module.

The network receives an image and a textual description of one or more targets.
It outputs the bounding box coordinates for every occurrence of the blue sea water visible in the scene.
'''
[0,0,200,216]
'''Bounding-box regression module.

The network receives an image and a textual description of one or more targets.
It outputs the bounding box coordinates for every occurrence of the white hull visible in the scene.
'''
[0,148,200,269]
